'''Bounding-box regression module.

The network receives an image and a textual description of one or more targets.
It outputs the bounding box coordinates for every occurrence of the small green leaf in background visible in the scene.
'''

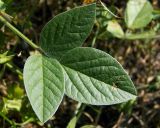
[0,0,6,11]
[125,0,153,29]
[40,3,96,60]
[3,98,22,111]
[61,47,137,105]
[67,116,77,128]
[23,55,64,123]
[107,20,124,38]
[0,52,14,64]
[8,84,24,99]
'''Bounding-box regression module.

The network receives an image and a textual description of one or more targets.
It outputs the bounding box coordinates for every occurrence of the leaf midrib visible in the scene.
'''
[41,56,45,122]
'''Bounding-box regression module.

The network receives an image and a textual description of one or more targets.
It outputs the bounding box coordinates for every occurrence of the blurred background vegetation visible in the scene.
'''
[0,0,160,127]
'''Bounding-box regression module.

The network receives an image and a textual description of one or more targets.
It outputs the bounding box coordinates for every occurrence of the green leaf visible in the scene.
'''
[23,55,64,123]
[3,98,22,111]
[107,20,124,38]
[125,0,153,29]
[8,84,24,99]
[67,116,77,128]
[60,47,137,105]
[40,3,96,60]
[0,52,14,64]
[0,0,6,11]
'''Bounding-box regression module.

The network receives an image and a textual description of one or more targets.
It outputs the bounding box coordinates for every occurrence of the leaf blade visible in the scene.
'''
[107,20,124,38]
[40,3,96,60]
[125,0,153,29]
[23,55,64,123]
[0,0,6,11]
[61,47,137,105]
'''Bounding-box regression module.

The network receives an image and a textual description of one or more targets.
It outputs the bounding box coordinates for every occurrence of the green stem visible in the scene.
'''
[0,15,42,52]
[76,103,86,120]
[95,107,102,125]
[0,112,15,127]
[124,31,160,40]
[125,34,160,40]
[6,62,23,76]
[99,0,121,18]
[91,36,97,47]
[15,118,35,126]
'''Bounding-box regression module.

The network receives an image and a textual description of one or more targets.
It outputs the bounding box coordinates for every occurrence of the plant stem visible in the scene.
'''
[0,112,16,127]
[6,62,23,77]
[0,15,42,52]
[76,103,86,120]
[124,31,160,40]
[99,0,121,18]
[95,107,102,125]
[15,118,35,126]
